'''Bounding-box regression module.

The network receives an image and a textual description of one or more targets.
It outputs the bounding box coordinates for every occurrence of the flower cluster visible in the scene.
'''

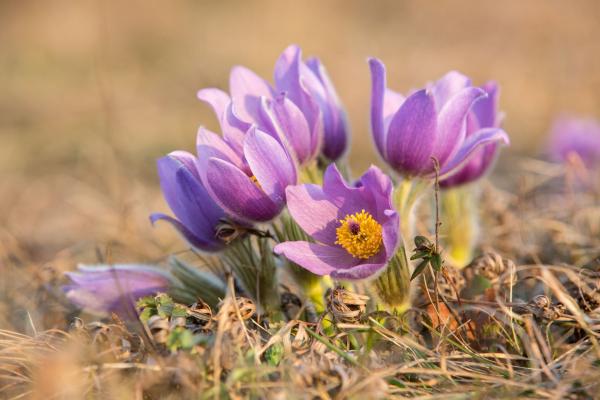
[65,45,513,316]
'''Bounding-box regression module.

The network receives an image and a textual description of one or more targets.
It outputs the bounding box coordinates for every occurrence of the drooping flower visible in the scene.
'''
[274,164,399,280]
[440,81,507,187]
[64,264,173,316]
[196,125,297,223]
[198,45,348,164]
[369,59,509,178]
[548,116,600,168]
[150,151,227,252]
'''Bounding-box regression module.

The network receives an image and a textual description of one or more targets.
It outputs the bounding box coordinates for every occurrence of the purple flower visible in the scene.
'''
[369,59,509,178]
[440,81,507,187]
[548,116,600,168]
[150,152,226,252]
[64,264,172,316]
[197,126,297,223]
[274,164,399,280]
[198,45,348,164]
[275,45,349,161]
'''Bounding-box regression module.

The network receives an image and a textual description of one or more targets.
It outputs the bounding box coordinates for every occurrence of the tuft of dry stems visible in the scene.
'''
[3,158,600,399]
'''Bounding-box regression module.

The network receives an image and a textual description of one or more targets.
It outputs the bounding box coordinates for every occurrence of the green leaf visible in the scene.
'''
[156,293,175,318]
[410,250,431,260]
[264,342,284,366]
[430,253,443,271]
[410,259,429,281]
[139,307,156,323]
[414,235,432,249]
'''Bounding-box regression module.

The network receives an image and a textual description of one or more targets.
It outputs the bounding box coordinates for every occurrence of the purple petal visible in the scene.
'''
[440,127,509,178]
[433,87,487,167]
[197,88,230,121]
[431,71,472,109]
[274,45,323,146]
[305,57,349,160]
[150,213,222,251]
[274,241,358,275]
[368,58,388,158]
[167,150,201,181]
[285,183,341,245]
[385,89,438,175]
[229,66,274,122]
[65,265,171,316]
[243,127,297,206]
[259,94,313,164]
[330,260,388,280]
[204,157,280,222]
[196,127,245,173]
[440,142,499,188]
[156,156,225,249]
[472,81,500,129]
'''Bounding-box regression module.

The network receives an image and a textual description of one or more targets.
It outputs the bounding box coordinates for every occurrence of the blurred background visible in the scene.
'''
[1,0,600,330]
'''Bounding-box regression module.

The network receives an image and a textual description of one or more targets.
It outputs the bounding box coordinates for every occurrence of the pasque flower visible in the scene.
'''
[64,264,172,315]
[548,116,600,168]
[274,164,399,280]
[197,125,297,223]
[369,59,509,178]
[198,45,348,164]
[150,151,226,252]
[440,81,507,187]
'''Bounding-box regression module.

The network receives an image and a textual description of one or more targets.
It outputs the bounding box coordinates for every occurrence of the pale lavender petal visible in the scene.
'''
[196,127,245,173]
[385,89,437,175]
[204,157,280,222]
[433,87,487,167]
[285,184,340,245]
[383,89,406,133]
[431,71,472,109]
[64,265,171,316]
[168,150,201,181]
[274,241,358,275]
[243,127,297,206]
[330,260,387,280]
[197,88,230,121]
[440,127,509,178]
[229,65,274,122]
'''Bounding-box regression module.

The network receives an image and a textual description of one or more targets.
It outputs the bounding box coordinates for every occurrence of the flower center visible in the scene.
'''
[335,210,383,259]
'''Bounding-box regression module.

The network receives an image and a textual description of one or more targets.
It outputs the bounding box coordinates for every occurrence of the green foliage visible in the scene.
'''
[410,235,444,281]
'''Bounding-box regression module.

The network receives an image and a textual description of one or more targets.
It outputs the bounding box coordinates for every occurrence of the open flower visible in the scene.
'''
[440,81,507,187]
[369,59,509,178]
[274,164,399,280]
[150,151,226,252]
[197,126,297,223]
[64,264,172,316]
[548,116,600,168]
[198,45,348,164]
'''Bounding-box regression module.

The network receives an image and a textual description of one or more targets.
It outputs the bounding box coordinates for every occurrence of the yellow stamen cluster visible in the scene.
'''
[335,210,383,259]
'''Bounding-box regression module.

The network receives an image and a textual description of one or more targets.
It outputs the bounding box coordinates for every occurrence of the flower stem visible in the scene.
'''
[440,185,479,268]
[372,246,411,314]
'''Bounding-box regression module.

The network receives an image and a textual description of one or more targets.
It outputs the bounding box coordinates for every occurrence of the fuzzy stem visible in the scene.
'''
[372,246,411,314]
[440,185,479,268]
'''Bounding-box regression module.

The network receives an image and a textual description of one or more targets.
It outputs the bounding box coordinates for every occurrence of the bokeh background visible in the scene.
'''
[2,0,600,330]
